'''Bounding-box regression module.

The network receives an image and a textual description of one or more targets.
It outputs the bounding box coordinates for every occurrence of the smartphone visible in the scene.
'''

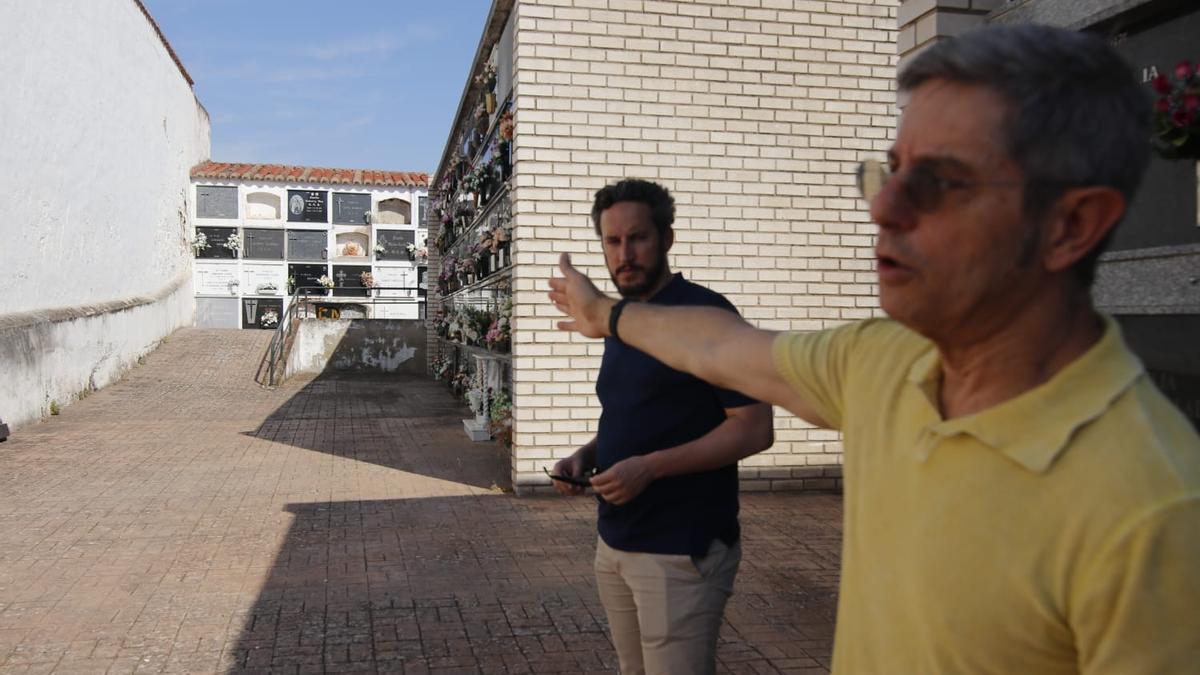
[543,467,593,487]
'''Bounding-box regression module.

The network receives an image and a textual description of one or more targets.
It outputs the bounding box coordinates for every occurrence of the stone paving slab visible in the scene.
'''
[0,328,842,674]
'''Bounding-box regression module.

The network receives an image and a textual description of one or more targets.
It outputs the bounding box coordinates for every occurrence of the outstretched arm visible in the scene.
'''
[548,252,829,426]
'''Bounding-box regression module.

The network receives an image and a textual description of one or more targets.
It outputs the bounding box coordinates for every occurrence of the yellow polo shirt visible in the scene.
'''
[773,317,1200,674]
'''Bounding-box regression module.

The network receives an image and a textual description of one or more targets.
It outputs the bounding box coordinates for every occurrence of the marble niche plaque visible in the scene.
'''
[242,297,284,330]
[287,190,328,223]
[197,185,237,219]
[287,230,328,261]
[195,297,239,328]
[1110,7,1200,250]
[243,228,285,260]
[375,229,415,261]
[242,263,287,296]
[332,192,372,225]
[194,261,240,296]
[288,263,329,296]
[195,226,238,260]
[372,266,416,298]
[332,265,371,298]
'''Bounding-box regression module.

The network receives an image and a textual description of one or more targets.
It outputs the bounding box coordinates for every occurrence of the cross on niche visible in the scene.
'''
[335,269,348,285]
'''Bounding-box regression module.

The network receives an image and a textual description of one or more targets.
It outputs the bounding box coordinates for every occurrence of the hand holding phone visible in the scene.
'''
[544,467,593,487]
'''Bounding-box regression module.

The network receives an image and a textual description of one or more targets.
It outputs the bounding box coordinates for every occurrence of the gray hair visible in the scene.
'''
[899,23,1151,286]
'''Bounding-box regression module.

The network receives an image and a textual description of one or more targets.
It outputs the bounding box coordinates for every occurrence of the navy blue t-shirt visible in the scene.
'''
[595,273,757,556]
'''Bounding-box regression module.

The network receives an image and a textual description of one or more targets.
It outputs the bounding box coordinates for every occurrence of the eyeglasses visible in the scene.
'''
[856,158,1025,214]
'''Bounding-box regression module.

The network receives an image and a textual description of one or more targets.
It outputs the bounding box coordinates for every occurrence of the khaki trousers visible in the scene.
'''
[594,536,741,675]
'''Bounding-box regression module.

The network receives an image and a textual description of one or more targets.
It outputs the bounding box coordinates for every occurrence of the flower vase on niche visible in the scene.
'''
[1150,63,1200,161]
[485,92,497,115]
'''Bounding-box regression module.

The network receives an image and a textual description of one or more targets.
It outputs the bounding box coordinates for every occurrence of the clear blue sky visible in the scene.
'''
[142,0,493,173]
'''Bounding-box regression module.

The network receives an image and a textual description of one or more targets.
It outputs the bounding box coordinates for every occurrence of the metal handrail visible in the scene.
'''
[253,288,302,388]
[253,285,425,389]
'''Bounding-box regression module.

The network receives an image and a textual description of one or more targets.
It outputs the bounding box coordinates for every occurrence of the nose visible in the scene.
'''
[619,238,636,262]
[869,172,918,233]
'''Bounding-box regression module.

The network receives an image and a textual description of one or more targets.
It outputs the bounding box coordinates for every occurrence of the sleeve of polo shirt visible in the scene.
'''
[1070,496,1200,674]
[770,320,870,430]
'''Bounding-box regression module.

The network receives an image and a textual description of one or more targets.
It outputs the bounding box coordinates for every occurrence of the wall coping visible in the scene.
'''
[0,269,190,332]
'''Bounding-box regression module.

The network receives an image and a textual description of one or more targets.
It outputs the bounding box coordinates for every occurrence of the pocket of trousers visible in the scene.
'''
[688,539,730,580]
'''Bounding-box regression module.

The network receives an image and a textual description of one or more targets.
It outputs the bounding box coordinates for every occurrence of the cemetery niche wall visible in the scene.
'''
[428,5,515,450]
[189,163,429,329]
[1107,4,1200,251]
[1090,2,1200,430]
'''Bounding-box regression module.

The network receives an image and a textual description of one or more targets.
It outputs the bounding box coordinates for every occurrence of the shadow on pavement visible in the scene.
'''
[223,494,842,673]
[244,370,512,493]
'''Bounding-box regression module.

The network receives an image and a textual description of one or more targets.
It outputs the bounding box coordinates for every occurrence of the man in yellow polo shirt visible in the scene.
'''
[547,23,1200,674]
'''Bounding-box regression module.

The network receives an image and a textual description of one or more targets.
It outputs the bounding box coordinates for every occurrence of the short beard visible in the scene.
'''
[612,251,669,298]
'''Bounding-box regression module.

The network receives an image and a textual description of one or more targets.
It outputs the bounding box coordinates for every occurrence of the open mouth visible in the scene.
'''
[875,252,914,284]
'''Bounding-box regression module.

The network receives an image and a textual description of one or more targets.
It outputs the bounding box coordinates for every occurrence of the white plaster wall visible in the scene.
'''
[0,283,195,427]
[0,0,210,313]
[0,0,211,429]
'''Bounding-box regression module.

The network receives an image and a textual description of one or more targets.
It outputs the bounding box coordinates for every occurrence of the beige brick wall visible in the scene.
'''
[509,0,899,494]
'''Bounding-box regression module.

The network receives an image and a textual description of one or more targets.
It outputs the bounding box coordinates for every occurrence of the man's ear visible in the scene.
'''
[663,226,675,252]
[1041,187,1126,273]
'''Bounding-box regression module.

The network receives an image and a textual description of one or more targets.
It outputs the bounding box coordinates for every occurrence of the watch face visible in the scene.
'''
[289,194,305,215]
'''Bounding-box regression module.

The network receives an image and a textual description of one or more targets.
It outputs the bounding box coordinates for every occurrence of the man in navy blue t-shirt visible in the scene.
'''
[552,179,774,674]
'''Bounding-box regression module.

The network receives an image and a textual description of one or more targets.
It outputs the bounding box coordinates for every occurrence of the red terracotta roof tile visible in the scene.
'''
[190,161,429,188]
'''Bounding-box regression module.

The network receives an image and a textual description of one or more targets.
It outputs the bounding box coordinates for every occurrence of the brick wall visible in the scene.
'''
[509,0,900,494]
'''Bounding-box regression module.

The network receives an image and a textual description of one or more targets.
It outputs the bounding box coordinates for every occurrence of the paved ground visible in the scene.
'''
[0,328,842,674]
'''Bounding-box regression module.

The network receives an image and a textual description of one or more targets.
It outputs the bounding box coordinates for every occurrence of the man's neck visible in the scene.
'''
[934,293,1105,420]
